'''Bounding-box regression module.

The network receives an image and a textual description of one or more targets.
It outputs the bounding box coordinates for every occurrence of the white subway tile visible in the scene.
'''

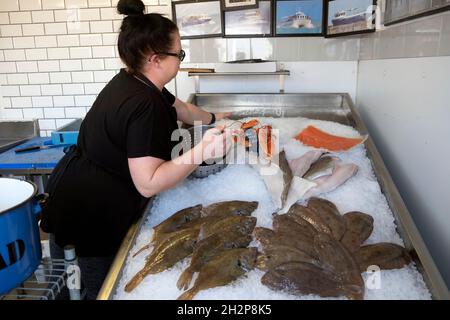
[32,10,54,23]
[50,72,72,83]
[42,0,65,10]
[78,8,100,21]
[82,58,104,70]
[88,0,111,7]
[63,83,84,94]
[90,21,112,33]
[32,96,53,107]
[70,47,92,59]
[0,74,8,85]
[24,108,44,119]
[80,34,102,46]
[13,37,35,49]
[143,0,159,5]
[2,85,20,97]
[67,21,90,34]
[0,1,20,12]
[41,84,62,95]
[112,20,121,32]
[54,9,78,22]
[148,5,170,17]
[38,60,60,72]
[20,85,41,96]
[11,97,33,108]
[158,0,170,6]
[0,13,9,25]
[25,48,47,60]
[93,70,115,82]
[66,0,88,8]
[103,57,123,70]
[66,107,87,118]
[2,109,23,119]
[0,62,17,73]
[19,0,42,11]
[0,38,13,49]
[0,50,3,62]
[22,24,44,36]
[29,73,50,84]
[7,74,29,85]
[101,33,117,46]
[75,95,96,107]
[1,97,12,108]
[71,71,93,82]
[111,0,120,5]
[56,118,75,127]
[4,49,26,61]
[92,46,115,58]
[17,61,38,72]
[44,107,65,118]
[9,12,32,24]
[100,8,121,20]
[1,25,22,37]
[53,95,75,106]
[48,47,70,60]
[84,82,105,94]
[57,35,80,47]
[35,35,57,48]
[38,119,56,130]
[60,59,82,71]
[45,23,67,35]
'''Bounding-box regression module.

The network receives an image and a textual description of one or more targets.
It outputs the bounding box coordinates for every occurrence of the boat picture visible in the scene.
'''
[331,8,366,27]
[275,0,323,35]
[181,14,213,28]
[277,11,315,29]
[326,0,375,36]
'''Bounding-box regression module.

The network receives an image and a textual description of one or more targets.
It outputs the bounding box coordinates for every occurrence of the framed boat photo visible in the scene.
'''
[384,0,450,26]
[221,0,259,12]
[172,0,223,39]
[325,0,376,38]
[223,0,272,37]
[274,0,325,37]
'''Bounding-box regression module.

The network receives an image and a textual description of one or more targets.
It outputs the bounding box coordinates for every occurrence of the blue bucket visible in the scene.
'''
[0,178,43,296]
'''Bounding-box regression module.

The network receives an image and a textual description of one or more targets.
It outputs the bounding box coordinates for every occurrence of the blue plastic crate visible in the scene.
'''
[50,119,82,145]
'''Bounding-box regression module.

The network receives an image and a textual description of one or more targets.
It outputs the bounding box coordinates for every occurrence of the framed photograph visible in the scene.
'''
[274,0,324,36]
[221,0,259,11]
[223,0,272,37]
[325,0,376,37]
[172,0,223,39]
[384,0,450,26]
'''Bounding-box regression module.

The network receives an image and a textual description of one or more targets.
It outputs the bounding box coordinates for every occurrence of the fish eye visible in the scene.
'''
[237,260,242,267]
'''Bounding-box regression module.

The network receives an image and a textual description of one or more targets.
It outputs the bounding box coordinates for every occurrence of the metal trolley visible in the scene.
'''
[97,93,450,300]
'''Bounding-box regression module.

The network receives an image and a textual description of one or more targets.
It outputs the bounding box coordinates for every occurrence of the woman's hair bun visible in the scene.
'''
[117,0,145,16]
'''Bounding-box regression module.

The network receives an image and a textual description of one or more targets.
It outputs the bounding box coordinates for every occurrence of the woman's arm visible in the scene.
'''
[173,98,231,125]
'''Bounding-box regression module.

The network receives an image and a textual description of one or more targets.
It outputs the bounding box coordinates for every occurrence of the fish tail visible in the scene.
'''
[177,287,198,300]
[177,268,194,290]
[124,269,147,292]
[132,244,150,258]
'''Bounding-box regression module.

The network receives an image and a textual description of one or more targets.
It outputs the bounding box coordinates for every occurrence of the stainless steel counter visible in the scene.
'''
[97,93,449,300]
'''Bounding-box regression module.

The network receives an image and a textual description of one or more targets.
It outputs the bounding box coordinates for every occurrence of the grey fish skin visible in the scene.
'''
[354,243,412,272]
[303,156,337,180]
[307,197,346,241]
[201,200,259,218]
[261,261,364,300]
[341,211,374,252]
[256,244,318,271]
[176,216,256,290]
[279,151,293,208]
[272,213,317,240]
[198,216,257,241]
[125,227,200,293]
[177,248,258,300]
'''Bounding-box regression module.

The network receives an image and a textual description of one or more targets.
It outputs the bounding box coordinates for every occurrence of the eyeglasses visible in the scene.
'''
[154,49,186,62]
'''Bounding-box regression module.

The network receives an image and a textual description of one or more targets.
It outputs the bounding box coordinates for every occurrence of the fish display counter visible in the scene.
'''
[97,93,449,300]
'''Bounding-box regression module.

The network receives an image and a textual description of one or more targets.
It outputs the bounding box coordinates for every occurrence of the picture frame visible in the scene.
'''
[274,0,325,37]
[221,0,259,12]
[223,0,273,37]
[325,0,376,38]
[384,0,450,26]
[172,0,223,39]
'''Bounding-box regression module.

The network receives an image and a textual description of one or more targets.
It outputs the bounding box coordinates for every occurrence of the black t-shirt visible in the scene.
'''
[40,69,179,256]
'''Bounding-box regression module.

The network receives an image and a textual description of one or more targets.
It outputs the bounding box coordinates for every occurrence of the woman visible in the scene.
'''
[40,0,232,300]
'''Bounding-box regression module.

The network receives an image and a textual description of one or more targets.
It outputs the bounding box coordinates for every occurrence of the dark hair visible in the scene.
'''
[117,0,179,73]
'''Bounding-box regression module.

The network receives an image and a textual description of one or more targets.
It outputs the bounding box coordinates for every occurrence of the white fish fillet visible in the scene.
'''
[288,149,324,177]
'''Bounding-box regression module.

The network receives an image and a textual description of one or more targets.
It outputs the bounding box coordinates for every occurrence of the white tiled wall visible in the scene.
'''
[0,0,170,137]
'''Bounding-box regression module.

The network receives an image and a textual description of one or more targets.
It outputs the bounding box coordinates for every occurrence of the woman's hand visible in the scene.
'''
[201,125,232,161]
